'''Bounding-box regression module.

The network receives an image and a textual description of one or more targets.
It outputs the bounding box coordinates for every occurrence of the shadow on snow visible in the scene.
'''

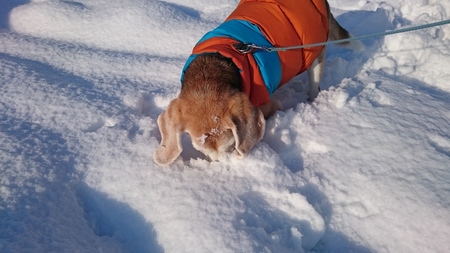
[0,0,28,30]
[0,117,163,252]
[75,182,164,253]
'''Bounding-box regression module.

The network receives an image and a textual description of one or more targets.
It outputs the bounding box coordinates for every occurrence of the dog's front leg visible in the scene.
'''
[258,99,281,119]
[307,48,326,101]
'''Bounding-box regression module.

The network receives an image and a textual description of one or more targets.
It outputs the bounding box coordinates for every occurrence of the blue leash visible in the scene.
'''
[234,19,450,53]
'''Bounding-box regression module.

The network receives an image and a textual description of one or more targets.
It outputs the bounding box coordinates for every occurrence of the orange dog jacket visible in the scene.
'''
[182,0,329,106]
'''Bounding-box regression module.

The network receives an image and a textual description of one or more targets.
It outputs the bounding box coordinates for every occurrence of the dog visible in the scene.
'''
[154,0,361,166]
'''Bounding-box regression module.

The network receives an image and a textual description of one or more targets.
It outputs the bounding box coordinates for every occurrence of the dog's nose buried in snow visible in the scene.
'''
[154,0,362,166]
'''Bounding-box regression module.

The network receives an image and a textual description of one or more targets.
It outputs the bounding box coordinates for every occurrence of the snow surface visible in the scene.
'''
[1,0,450,252]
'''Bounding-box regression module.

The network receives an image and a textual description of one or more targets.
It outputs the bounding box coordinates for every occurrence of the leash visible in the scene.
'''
[234,19,450,53]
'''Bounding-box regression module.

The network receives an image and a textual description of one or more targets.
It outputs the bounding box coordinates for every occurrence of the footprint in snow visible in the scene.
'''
[236,189,325,252]
[362,82,394,107]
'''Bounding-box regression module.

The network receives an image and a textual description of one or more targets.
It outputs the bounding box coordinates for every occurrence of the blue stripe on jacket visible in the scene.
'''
[181,20,282,95]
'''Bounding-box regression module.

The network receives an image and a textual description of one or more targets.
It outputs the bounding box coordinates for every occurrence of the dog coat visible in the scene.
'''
[182,0,329,106]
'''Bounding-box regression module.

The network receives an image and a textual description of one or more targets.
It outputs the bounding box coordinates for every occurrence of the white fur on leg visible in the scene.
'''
[307,58,323,101]
[348,34,364,51]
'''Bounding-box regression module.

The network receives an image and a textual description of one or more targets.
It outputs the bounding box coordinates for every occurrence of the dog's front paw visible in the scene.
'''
[258,99,281,118]
[307,88,320,102]
[232,149,245,159]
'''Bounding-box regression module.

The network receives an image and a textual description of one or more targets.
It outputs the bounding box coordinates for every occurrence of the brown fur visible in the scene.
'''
[154,54,265,165]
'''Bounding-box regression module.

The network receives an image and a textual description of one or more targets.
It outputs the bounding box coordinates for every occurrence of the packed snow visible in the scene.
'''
[1,0,450,252]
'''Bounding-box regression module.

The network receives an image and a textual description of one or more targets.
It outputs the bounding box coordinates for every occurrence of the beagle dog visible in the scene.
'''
[154,0,360,165]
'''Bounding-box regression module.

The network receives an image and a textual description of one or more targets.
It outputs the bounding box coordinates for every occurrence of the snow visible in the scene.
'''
[1,0,450,252]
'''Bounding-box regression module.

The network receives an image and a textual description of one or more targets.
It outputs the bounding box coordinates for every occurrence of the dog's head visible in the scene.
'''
[154,92,265,166]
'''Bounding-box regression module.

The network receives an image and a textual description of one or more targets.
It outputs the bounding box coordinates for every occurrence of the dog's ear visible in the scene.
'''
[154,99,184,166]
[226,101,266,158]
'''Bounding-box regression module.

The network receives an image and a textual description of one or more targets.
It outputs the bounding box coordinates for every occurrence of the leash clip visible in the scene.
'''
[233,42,268,54]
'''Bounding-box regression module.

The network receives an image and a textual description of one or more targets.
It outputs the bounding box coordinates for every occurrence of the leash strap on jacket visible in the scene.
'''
[234,18,450,54]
